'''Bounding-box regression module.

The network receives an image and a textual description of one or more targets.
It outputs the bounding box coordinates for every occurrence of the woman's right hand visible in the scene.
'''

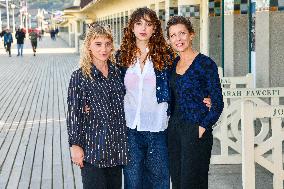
[84,105,90,113]
[71,145,84,168]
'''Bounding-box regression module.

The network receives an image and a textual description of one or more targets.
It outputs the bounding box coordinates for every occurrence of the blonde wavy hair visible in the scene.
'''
[80,24,114,79]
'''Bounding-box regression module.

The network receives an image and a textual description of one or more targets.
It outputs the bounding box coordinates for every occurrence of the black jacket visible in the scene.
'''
[15,31,25,44]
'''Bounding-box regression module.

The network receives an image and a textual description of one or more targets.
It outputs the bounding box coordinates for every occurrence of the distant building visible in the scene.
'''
[59,0,284,88]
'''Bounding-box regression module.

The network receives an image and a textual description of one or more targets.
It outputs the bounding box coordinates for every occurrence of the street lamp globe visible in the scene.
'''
[10,4,16,9]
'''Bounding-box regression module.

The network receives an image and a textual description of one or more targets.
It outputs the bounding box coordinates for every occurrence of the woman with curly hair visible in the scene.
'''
[67,24,128,189]
[116,8,211,189]
[115,7,173,189]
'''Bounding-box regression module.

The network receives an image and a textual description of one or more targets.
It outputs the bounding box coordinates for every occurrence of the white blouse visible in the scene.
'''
[124,58,169,132]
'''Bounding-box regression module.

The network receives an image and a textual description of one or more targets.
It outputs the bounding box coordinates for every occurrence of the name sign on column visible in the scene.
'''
[255,106,284,118]
[222,88,284,98]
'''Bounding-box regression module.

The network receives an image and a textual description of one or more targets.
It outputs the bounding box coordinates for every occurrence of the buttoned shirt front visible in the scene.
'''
[67,62,128,168]
[124,58,169,132]
[115,50,172,116]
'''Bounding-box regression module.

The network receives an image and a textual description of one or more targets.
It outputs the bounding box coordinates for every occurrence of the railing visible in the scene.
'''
[237,88,284,189]
[212,68,284,188]
[211,70,254,164]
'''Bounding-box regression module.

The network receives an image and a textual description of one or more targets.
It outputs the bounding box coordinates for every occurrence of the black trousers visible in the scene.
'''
[168,121,213,189]
[31,41,37,52]
[81,161,122,189]
[6,42,11,55]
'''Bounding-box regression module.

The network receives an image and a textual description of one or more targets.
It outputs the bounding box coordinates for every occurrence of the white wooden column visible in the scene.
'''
[112,14,115,34]
[241,99,256,189]
[271,98,282,189]
[117,12,122,46]
[74,20,79,53]
[0,9,2,31]
[120,12,124,42]
[116,13,119,46]
[155,1,160,16]
[68,23,72,47]
[200,0,209,55]
[165,0,170,24]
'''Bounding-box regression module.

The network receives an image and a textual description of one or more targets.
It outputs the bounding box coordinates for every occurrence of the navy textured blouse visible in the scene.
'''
[67,61,128,168]
[169,53,224,131]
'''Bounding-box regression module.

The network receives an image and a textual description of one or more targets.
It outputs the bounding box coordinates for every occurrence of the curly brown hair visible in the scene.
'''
[119,7,174,71]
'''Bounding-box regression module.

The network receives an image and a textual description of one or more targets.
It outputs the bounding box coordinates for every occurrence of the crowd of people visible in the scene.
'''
[67,7,224,189]
[0,28,58,57]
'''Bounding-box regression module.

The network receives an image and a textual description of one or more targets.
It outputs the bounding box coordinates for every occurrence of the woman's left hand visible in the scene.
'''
[199,126,206,138]
[203,97,211,109]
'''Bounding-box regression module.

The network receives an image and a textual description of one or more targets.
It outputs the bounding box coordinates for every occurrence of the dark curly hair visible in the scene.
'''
[166,16,194,38]
[119,7,174,71]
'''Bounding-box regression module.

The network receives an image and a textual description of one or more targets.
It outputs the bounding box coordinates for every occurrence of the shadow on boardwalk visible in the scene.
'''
[0,37,273,189]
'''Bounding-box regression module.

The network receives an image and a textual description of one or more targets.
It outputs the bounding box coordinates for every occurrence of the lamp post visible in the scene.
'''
[25,12,28,33]
[29,14,31,29]
[36,9,40,28]
[0,9,2,30]
[11,4,16,33]
[5,0,9,29]
[20,10,23,28]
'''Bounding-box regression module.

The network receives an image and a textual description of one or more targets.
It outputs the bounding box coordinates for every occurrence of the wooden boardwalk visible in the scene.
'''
[0,37,83,189]
[0,36,273,189]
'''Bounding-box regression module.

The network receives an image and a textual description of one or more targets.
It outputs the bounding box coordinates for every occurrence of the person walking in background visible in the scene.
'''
[55,27,59,37]
[41,29,45,40]
[0,30,7,50]
[166,16,224,189]
[29,29,38,56]
[15,28,26,56]
[67,24,128,189]
[38,30,42,41]
[50,29,56,40]
[4,29,13,57]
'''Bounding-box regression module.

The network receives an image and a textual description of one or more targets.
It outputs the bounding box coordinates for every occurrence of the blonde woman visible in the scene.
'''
[67,24,128,189]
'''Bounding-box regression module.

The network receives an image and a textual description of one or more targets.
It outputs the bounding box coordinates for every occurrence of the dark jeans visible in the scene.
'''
[81,161,122,189]
[17,44,23,55]
[124,128,169,189]
[6,42,11,55]
[31,41,37,52]
[168,121,213,189]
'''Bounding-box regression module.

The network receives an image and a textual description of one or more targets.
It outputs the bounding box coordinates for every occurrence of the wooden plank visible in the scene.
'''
[59,57,76,189]
[0,52,81,189]
[0,63,29,106]
[0,64,33,130]
[6,63,44,189]
[0,63,38,166]
[63,58,84,189]
[29,61,52,189]
[53,59,64,189]
[41,60,55,189]
[18,63,48,189]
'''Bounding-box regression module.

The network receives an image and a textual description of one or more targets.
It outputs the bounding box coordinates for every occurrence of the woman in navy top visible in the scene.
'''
[67,24,128,189]
[166,16,224,189]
